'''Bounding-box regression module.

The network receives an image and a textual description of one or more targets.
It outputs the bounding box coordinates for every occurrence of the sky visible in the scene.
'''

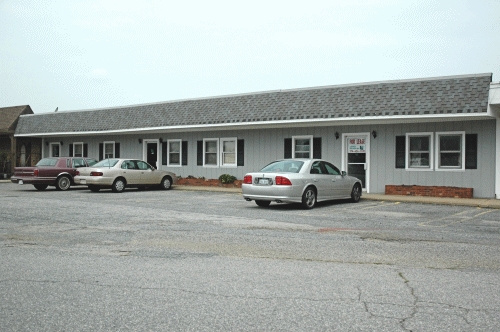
[1,0,499,114]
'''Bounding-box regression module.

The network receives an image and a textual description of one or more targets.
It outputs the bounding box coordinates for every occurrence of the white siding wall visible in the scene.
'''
[42,118,496,198]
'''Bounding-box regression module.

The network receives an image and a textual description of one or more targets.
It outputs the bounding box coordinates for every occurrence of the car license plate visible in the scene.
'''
[80,179,86,185]
[18,180,23,185]
[258,178,270,185]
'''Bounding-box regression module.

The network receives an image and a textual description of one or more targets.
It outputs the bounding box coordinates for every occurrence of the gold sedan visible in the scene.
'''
[74,159,177,193]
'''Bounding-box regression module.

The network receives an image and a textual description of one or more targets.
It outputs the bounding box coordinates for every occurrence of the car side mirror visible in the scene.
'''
[341,171,347,176]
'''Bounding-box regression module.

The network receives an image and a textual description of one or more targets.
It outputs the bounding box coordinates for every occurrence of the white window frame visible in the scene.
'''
[220,137,238,168]
[406,133,434,171]
[292,135,313,159]
[435,131,466,171]
[73,142,84,157]
[49,143,61,157]
[103,141,115,159]
[203,138,219,167]
[167,139,182,167]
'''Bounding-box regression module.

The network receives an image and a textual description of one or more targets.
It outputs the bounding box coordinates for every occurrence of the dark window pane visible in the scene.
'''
[348,164,365,188]
[409,136,429,151]
[440,153,461,167]
[440,135,461,151]
[348,153,366,163]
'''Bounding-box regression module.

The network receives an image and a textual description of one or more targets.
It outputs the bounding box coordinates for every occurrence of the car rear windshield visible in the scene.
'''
[260,160,304,173]
[93,159,119,167]
[35,158,58,166]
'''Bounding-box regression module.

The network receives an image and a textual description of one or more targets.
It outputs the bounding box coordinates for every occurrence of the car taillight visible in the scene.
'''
[34,169,39,176]
[90,172,103,176]
[243,175,252,184]
[275,176,292,185]
[75,170,80,175]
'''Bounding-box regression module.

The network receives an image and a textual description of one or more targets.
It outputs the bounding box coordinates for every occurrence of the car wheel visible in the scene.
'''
[350,183,362,203]
[112,178,126,193]
[88,185,100,192]
[34,184,48,191]
[255,200,271,207]
[160,176,172,190]
[301,187,316,209]
[56,176,71,191]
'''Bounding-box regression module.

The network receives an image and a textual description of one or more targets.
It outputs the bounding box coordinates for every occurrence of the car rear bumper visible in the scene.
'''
[10,176,54,185]
[242,184,302,203]
[74,176,114,186]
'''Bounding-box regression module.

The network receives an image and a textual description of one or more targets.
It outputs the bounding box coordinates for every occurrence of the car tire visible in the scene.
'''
[301,186,316,209]
[160,176,172,190]
[255,200,271,207]
[350,183,362,203]
[88,185,100,192]
[112,178,126,193]
[55,176,71,191]
[34,184,48,191]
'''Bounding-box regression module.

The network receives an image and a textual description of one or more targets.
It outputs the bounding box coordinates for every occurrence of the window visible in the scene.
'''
[104,141,115,159]
[292,135,313,158]
[323,162,341,175]
[406,133,433,170]
[203,138,219,167]
[72,158,85,168]
[50,143,60,157]
[436,132,465,170]
[221,137,237,167]
[73,142,83,157]
[167,139,181,166]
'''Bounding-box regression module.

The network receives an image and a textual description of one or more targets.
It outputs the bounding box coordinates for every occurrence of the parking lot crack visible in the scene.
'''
[398,272,418,331]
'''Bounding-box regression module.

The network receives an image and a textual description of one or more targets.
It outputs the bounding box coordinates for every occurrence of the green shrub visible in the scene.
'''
[219,174,237,184]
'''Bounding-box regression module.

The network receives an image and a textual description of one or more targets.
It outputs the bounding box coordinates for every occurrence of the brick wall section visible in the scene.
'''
[385,185,473,198]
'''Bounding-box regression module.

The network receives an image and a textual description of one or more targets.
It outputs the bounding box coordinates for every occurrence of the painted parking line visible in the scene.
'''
[357,201,401,210]
[418,208,495,228]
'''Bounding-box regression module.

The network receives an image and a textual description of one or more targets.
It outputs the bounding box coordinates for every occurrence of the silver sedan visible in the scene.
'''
[74,159,177,193]
[242,159,362,209]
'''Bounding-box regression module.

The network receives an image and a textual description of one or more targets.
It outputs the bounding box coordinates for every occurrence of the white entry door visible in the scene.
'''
[343,133,370,191]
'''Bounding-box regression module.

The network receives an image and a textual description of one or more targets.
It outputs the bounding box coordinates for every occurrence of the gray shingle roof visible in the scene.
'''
[14,73,492,136]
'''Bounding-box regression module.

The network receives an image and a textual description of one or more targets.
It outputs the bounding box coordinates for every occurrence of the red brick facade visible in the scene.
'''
[385,185,473,198]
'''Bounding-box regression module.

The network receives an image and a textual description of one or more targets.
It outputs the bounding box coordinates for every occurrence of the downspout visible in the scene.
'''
[488,82,500,199]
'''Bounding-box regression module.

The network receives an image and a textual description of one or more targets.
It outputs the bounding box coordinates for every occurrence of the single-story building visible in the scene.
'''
[13,73,500,198]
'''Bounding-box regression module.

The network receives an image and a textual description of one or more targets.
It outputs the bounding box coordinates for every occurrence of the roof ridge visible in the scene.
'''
[19,73,492,117]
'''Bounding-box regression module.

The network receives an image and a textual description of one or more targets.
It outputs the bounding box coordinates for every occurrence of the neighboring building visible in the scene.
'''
[13,73,500,198]
[0,105,40,176]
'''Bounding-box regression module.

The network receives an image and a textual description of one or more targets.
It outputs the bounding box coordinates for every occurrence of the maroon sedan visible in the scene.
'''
[11,157,98,191]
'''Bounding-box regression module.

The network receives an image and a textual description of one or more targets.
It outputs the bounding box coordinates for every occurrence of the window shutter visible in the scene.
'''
[197,140,203,166]
[69,144,73,157]
[313,137,322,159]
[237,139,244,166]
[83,144,88,158]
[465,134,477,169]
[99,143,103,160]
[182,141,188,166]
[115,143,120,158]
[395,136,405,168]
[284,138,292,159]
[162,142,168,165]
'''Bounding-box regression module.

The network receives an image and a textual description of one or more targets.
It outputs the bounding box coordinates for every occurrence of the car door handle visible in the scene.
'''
[313,179,318,182]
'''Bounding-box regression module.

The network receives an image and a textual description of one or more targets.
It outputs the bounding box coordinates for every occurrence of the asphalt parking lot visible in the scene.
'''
[1,183,500,331]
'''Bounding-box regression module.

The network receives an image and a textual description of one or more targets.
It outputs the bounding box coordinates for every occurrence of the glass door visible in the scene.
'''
[345,135,368,189]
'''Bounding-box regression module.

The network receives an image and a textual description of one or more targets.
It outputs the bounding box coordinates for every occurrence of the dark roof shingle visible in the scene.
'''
[14,74,492,135]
